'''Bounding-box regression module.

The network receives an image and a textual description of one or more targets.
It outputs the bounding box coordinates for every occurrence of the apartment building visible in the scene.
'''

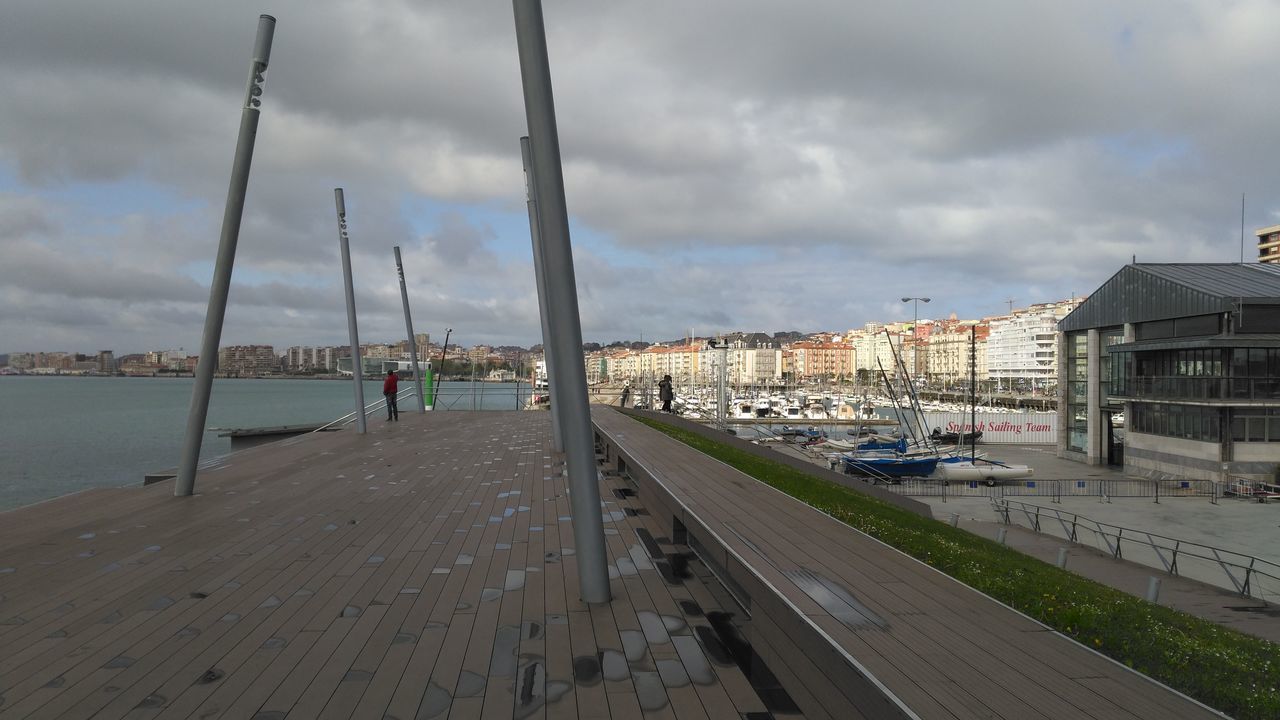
[926,320,989,386]
[850,323,910,378]
[1258,225,1280,264]
[217,345,277,375]
[987,299,1083,389]
[788,341,856,380]
[286,346,340,372]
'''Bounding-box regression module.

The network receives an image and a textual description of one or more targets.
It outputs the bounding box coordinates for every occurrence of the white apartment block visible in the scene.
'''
[986,299,1082,387]
[851,323,910,378]
[286,346,339,371]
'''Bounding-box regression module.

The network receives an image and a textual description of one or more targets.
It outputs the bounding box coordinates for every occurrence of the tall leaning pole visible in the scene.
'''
[176,15,276,497]
[520,137,564,453]
[336,189,367,432]
[393,246,427,412]
[512,0,610,603]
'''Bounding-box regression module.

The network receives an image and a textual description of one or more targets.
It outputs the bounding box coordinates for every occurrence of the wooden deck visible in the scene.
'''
[0,411,775,719]
[593,408,1228,720]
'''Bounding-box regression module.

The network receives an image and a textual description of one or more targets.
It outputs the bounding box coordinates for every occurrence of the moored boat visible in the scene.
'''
[936,457,1033,485]
[841,454,940,479]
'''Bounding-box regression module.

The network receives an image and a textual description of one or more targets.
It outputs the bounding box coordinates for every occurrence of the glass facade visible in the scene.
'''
[1130,403,1221,442]
[1231,408,1280,443]
[1066,332,1088,451]
[1113,347,1280,401]
[1099,329,1124,401]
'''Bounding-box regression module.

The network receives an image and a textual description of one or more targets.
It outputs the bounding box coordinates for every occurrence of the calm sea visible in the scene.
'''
[0,376,528,511]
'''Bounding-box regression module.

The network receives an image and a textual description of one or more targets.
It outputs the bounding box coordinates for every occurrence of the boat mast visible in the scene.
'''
[970,325,978,460]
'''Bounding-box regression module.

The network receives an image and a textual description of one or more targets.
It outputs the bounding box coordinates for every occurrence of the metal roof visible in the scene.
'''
[1059,263,1280,332]
[1136,263,1280,298]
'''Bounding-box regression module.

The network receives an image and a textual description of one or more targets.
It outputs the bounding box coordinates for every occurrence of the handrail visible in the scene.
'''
[314,384,535,430]
[313,387,421,432]
[991,497,1280,602]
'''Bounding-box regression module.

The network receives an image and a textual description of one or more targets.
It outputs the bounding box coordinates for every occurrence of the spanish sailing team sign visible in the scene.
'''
[921,412,1058,444]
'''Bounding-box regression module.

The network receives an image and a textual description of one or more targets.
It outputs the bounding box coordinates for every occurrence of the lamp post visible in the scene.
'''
[901,297,931,380]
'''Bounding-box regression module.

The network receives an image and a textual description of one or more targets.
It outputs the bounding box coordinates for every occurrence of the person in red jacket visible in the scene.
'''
[383,369,400,421]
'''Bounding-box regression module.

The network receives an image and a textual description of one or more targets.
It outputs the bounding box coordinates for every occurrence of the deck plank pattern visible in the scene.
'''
[593,408,1226,720]
[0,412,764,719]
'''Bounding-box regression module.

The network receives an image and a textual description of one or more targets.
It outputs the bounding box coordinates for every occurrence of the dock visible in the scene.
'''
[0,409,1226,718]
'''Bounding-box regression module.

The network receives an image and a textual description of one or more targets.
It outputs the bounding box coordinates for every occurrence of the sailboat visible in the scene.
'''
[935,326,1032,485]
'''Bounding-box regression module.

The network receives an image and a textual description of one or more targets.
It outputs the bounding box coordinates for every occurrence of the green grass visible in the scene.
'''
[634,416,1279,720]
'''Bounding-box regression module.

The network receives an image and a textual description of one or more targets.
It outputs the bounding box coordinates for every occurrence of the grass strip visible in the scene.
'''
[634,415,1279,720]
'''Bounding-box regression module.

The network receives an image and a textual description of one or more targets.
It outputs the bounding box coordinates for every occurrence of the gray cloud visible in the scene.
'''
[1,0,1278,355]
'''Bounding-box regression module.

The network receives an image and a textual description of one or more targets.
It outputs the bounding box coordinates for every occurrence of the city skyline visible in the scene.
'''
[2,2,1278,353]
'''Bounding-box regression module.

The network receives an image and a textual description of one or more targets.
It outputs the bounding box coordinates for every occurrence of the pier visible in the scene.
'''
[0,409,1231,718]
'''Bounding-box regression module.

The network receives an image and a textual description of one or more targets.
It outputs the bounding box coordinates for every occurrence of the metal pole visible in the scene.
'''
[513,0,610,603]
[393,247,427,412]
[434,328,451,408]
[520,136,564,452]
[336,189,367,433]
[719,342,728,425]
[175,15,276,497]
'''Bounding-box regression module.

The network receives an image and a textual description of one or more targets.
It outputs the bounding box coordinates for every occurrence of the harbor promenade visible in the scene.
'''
[0,408,1235,718]
[0,412,770,719]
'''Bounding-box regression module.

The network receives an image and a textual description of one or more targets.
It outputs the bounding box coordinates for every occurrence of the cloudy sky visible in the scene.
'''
[2,0,1278,355]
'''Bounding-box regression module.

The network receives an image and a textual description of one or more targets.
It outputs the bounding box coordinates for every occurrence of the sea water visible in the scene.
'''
[0,376,527,511]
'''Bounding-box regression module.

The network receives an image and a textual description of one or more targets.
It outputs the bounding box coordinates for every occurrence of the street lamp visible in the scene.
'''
[901,297,931,379]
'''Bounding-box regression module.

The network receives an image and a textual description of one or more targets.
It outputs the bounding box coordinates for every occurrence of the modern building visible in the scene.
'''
[1058,263,1280,482]
[286,345,339,372]
[987,299,1082,391]
[1258,225,1280,264]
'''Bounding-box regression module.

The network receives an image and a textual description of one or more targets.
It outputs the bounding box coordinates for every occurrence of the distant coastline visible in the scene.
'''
[0,372,524,382]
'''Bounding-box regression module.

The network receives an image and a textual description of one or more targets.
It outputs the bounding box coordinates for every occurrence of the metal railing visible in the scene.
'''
[313,387,424,432]
[865,477,1222,501]
[992,497,1280,602]
[314,384,534,432]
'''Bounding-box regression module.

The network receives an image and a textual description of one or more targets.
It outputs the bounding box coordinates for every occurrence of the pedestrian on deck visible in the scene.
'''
[619,384,631,407]
[659,374,673,413]
[383,369,400,421]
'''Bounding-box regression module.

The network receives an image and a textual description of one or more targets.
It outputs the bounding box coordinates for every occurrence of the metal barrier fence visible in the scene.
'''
[991,498,1280,603]
[867,477,1222,501]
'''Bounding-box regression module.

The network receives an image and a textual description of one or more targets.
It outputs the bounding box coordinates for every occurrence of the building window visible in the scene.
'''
[1066,331,1089,452]
[1230,408,1280,442]
[1132,403,1221,442]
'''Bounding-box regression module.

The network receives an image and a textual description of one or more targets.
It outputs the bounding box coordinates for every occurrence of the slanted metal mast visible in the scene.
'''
[512,0,610,603]
[176,15,276,497]
[394,247,427,413]
[335,189,367,433]
[520,136,564,452]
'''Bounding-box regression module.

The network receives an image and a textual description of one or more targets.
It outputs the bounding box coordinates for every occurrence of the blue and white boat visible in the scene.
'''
[841,454,940,478]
